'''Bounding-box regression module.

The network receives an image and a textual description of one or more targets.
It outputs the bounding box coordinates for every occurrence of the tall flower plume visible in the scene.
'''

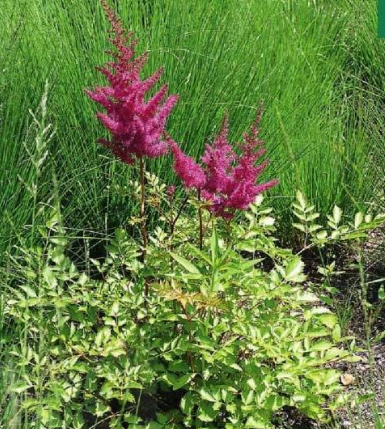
[168,106,278,219]
[86,0,178,164]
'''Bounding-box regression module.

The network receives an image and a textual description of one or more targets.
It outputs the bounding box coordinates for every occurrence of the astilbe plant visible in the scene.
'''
[7,2,385,428]
[168,108,278,219]
[86,0,178,260]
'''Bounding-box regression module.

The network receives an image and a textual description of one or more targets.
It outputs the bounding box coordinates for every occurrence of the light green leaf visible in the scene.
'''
[181,392,194,414]
[296,191,307,210]
[199,388,217,402]
[10,382,31,394]
[170,252,201,275]
[319,313,337,329]
[354,212,364,229]
[186,244,212,265]
[245,416,269,428]
[333,206,342,224]
[19,285,37,298]
[197,402,217,422]
[293,223,306,232]
[285,257,306,283]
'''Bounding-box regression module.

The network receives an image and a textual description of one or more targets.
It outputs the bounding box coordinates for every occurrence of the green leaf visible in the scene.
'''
[332,324,341,342]
[316,230,328,240]
[199,388,217,402]
[354,212,364,229]
[186,243,212,265]
[259,216,275,226]
[170,252,201,275]
[296,191,307,211]
[43,266,57,288]
[162,373,194,390]
[181,392,194,414]
[333,205,342,224]
[307,213,320,221]
[319,313,337,329]
[19,285,37,298]
[197,402,217,422]
[379,285,385,301]
[245,416,269,428]
[95,327,111,347]
[285,257,306,283]
[312,340,334,352]
[293,223,306,232]
[295,291,320,302]
[211,227,219,264]
[10,381,31,394]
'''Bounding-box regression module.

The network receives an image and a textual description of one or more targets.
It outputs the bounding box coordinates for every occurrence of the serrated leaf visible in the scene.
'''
[307,213,320,221]
[296,291,320,302]
[259,216,275,226]
[316,230,328,240]
[186,244,212,265]
[180,392,194,414]
[95,327,111,347]
[309,224,322,233]
[245,416,268,428]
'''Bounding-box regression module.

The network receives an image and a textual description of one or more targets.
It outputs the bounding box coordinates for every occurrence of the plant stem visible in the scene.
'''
[198,190,203,250]
[358,244,376,386]
[139,158,149,296]
[139,157,148,260]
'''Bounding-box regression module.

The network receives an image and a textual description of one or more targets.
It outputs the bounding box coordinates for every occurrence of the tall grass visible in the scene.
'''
[1,0,384,254]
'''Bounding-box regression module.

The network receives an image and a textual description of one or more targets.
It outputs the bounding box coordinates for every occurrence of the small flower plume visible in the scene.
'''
[168,137,206,189]
[86,0,178,164]
[166,185,176,196]
[168,106,278,218]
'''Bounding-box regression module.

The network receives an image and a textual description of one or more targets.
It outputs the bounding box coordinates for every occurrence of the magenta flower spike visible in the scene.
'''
[86,0,178,164]
[167,136,206,189]
[170,107,278,219]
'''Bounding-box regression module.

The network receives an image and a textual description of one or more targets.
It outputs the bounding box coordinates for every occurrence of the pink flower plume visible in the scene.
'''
[86,0,178,164]
[170,107,278,218]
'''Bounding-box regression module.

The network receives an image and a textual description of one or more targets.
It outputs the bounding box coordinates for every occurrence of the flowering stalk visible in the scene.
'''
[139,157,148,261]
[86,0,178,292]
[198,190,203,250]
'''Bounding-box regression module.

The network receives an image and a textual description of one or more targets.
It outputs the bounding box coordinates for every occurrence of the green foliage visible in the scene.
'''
[293,190,385,248]
[6,185,378,429]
